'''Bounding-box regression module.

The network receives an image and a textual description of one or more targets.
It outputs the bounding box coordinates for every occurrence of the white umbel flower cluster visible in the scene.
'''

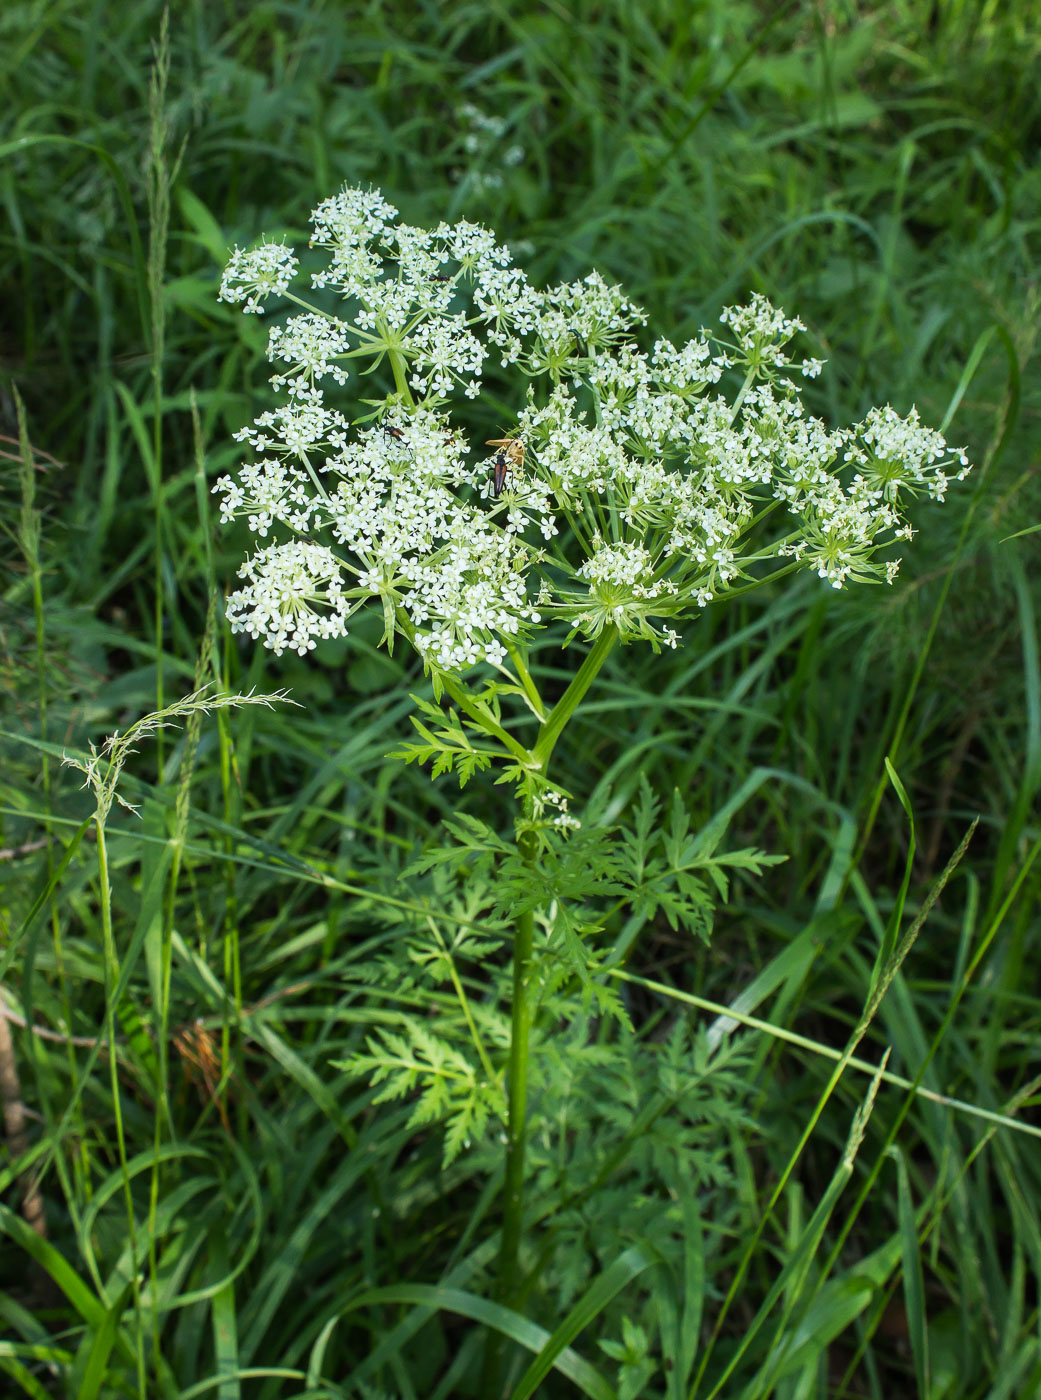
[219,240,298,313]
[216,186,971,667]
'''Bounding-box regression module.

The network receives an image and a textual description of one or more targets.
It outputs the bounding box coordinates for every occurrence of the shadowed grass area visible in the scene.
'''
[2,2,1040,1397]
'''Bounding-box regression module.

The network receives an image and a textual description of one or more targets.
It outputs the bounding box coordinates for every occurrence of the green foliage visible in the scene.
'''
[617,781,787,942]
[530,1020,757,1312]
[349,1023,506,1169]
[394,782,780,1029]
[598,1318,655,1400]
[340,781,774,1167]
[391,693,500,786]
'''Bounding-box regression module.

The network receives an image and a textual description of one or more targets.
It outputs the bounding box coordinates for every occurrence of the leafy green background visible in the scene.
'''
[2,1,1040,1397]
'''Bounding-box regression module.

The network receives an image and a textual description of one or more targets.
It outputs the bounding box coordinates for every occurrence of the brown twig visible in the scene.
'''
[0,837,51,862]
[0,431,63,468]
[0,999,102,1049]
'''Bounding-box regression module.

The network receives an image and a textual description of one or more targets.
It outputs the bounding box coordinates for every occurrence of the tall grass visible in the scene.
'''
[2,2,1040,1396]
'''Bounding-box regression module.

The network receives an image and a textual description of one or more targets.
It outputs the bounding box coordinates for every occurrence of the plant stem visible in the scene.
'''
[481,825,537,1398]
[499,623,621,1288]
[483,625,620,1394]
[386,344,415,406]
[394,608,534,766]
[497,828,538,1301]
[531,622,620,770]
[426,914,498,1085]
[729,363,758,422]
[504,639,547,721]
[147,10,171,772]
[96,821,147,1398]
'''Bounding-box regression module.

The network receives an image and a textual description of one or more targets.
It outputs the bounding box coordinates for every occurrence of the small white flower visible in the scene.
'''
[719,292,806,365]
[226,540,352,655]
[220,240,298,313]
[267,313,352,388]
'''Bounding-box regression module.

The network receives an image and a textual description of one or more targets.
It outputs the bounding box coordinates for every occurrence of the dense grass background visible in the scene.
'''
[2,1,1040,1396]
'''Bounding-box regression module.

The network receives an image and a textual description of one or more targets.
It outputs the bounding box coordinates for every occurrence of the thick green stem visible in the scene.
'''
[387,345,415,406]
[498,624,620,1292]
[481,827,537,1397]
[483,626,619,1393]
[441,669,534,766]
[531,623,620,771]
[497,829,538,1304]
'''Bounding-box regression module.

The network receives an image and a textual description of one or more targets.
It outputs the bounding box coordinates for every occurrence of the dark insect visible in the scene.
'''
[486,435,525,498]
[382,423,414,458]
[491,452,510,498]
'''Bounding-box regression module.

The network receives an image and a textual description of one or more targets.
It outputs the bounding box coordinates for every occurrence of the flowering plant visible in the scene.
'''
[215,186,969,1356]
[217,186,968,673]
